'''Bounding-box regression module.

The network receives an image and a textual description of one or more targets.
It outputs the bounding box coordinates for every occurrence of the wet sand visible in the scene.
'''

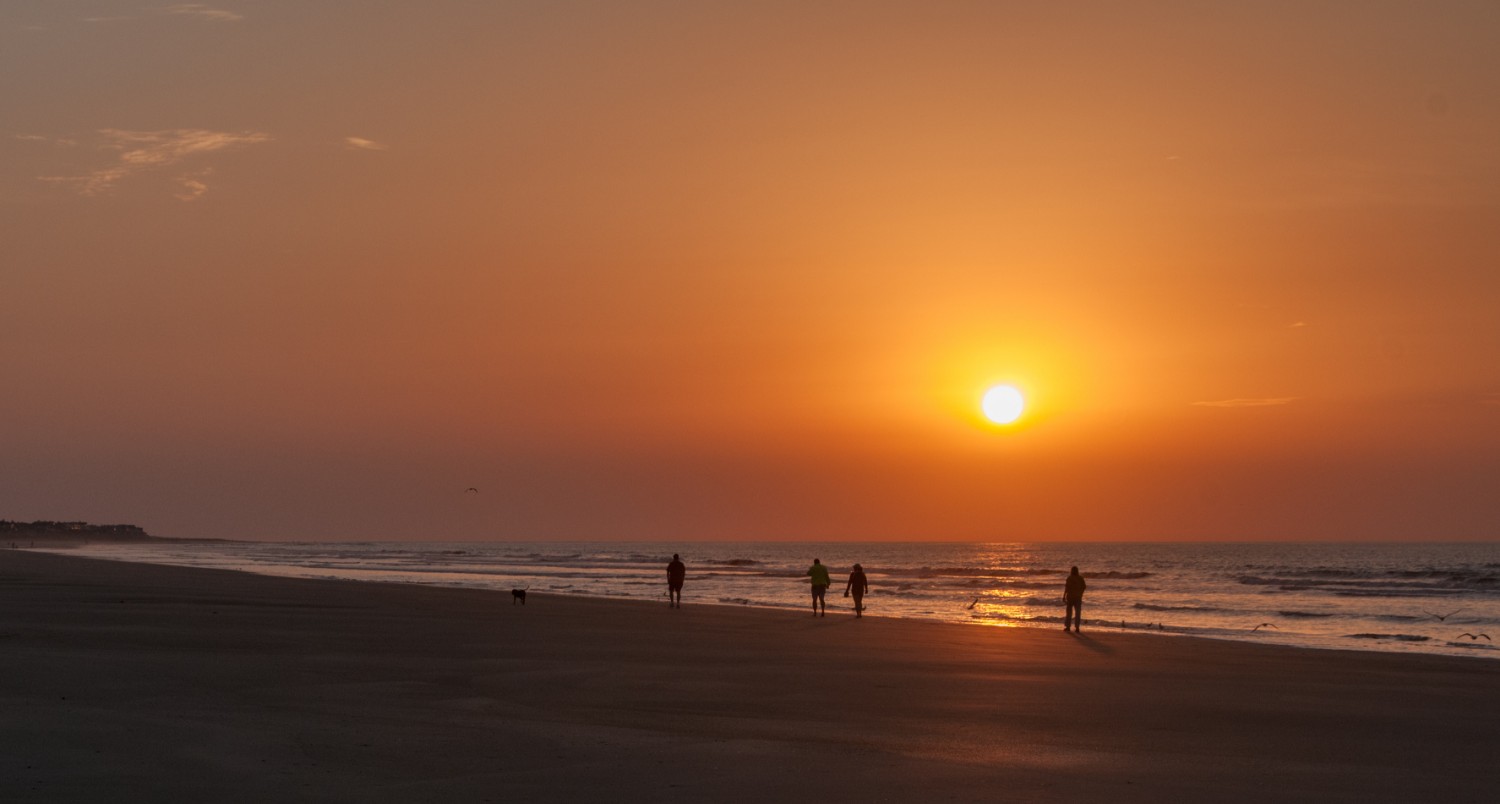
[2,549,1495,803]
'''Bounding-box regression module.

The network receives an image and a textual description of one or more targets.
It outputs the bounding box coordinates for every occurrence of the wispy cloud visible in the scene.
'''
[1192,398,1298,408]
[15,133,77,146]
[174,168,213,201]
[1287,321,1308,329]
[161,4,243,23]
[344,136,387,151]
[39,128,270,199]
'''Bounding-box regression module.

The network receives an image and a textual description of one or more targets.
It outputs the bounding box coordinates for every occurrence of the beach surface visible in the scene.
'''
[2,550,1495,803]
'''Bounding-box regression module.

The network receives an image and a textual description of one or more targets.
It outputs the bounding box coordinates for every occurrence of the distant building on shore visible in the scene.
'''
[1,520,153,541]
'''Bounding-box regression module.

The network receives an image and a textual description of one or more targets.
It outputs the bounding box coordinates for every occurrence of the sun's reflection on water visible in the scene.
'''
[967,589,1046,628]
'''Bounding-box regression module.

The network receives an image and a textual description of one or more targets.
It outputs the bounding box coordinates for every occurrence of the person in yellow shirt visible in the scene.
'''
[806,558,831,617]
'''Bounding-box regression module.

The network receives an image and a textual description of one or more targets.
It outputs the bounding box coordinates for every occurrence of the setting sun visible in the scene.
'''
[981,385,1025,425]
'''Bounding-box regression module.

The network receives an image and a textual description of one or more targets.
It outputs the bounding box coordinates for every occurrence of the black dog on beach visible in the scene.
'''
[511,588,528,606]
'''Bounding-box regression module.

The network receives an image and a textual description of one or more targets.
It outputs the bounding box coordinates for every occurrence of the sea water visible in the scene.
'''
[40,540,1500,659]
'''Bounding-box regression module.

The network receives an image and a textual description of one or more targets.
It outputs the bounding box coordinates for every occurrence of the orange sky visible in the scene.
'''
[3,2,1498,540]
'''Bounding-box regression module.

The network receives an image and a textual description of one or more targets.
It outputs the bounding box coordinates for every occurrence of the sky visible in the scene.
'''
[3,1,1499,541]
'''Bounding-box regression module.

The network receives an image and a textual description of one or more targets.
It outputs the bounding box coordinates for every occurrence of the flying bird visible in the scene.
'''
[966,598,980,610]
[1456,633,1491,641]
[1251,623,1279,632]
[1423,609,1463,622]
[465,488,478,494]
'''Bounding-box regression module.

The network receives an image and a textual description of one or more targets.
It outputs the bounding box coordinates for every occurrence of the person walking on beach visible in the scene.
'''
[807,558,831,617]
[1063,566,1087,632]
[667,553,686,608]
[844,563,869,618]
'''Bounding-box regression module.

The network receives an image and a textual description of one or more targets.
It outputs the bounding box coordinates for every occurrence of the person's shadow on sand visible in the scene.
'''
[1067,633,1114,655]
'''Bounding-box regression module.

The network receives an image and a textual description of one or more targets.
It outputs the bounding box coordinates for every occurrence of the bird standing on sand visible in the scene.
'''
[1251,623,1279,632]
[1456,633,1491,641]
[1423,608,1463,622]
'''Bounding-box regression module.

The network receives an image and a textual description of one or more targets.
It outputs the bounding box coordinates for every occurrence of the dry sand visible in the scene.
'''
[2,550,1496,803]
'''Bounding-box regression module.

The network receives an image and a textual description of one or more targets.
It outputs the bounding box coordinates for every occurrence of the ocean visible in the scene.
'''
[40,540,1500,659]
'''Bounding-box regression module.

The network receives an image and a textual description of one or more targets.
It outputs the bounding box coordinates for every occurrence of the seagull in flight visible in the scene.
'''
[966,598,980,610]
[1456,633,1491,641]
[465,488,478,494]
[1423,609,1463,622]
[1251,623,1279,632]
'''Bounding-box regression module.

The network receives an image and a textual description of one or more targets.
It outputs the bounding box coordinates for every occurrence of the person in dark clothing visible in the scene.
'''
[1063,566,1086,632]
[844,563,869,618]
[667,553,686,608]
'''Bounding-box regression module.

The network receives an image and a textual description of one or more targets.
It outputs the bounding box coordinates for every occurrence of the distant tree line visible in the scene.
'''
[0,520,152,541]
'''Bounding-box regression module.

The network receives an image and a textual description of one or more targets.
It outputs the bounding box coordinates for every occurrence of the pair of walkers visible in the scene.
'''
[806,558,868,618]
[674,556,1078,627]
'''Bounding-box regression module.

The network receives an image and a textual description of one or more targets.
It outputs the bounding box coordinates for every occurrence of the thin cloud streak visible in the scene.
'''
[344,137,387,151]
[161,4,244,23]
[1192,398,1299,408]
[15,134,77,145]
[38,128,270,198]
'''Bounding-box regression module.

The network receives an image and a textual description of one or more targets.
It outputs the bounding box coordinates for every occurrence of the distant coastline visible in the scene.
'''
[1,520,224,545]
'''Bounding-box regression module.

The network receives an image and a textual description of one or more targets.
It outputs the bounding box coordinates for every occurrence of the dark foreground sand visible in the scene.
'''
[2,551,1496,803]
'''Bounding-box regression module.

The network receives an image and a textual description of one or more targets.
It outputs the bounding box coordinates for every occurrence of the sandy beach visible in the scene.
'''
[2,550,1495,803]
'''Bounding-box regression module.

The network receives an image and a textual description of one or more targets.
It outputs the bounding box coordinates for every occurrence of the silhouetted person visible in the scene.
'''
[844,563,869,618]
[667,553,686,608]
[1063,566,1086,632]
[807,558,830,616]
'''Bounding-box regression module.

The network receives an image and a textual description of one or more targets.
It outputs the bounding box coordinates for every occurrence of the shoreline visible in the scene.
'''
[4,549,1498,802]
[21,543,1499,663]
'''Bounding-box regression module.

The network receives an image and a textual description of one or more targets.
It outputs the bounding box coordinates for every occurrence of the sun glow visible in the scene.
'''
[981,385,1025,425]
